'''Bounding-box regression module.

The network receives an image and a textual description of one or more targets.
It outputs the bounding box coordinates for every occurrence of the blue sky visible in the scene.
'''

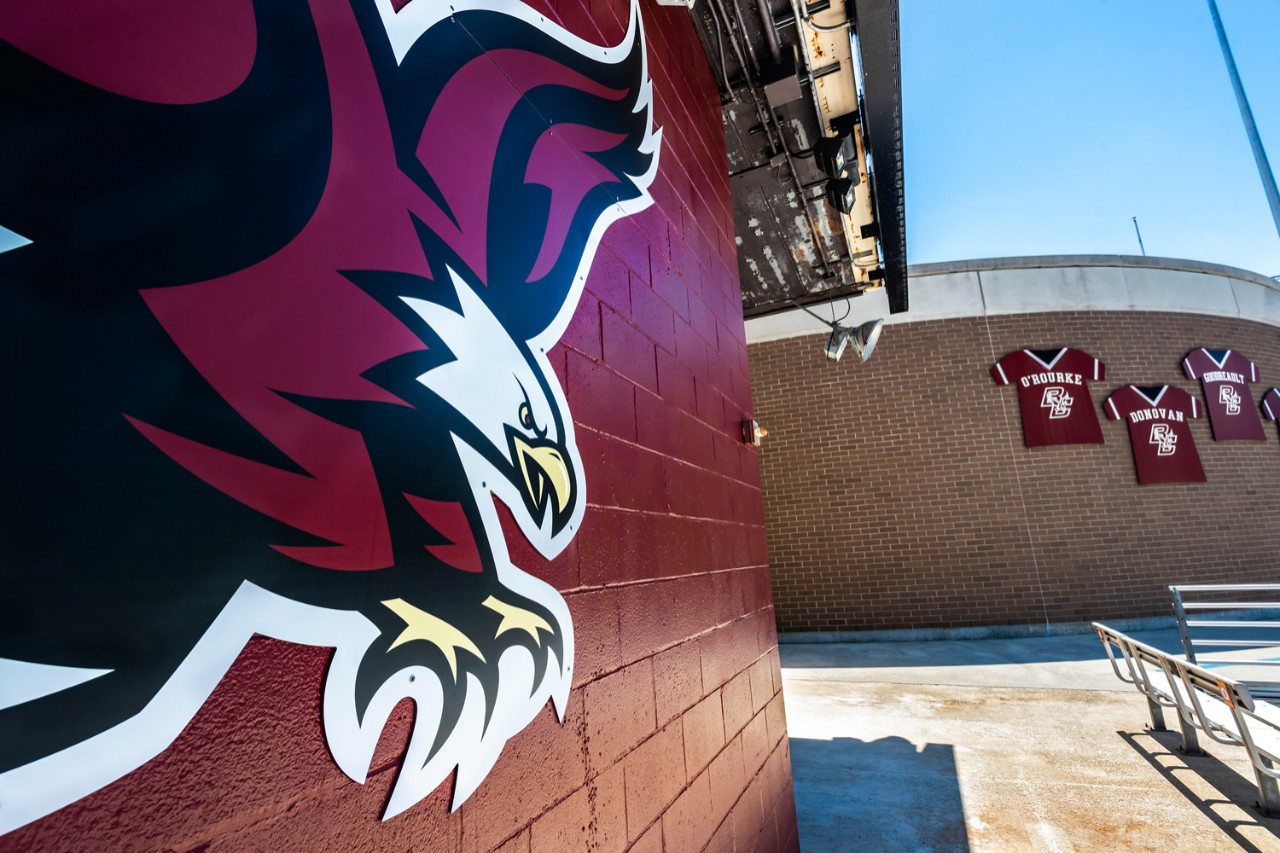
[901,1,1280,277]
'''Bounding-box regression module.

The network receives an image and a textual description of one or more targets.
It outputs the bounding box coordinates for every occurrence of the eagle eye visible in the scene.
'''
[519,403,533,430]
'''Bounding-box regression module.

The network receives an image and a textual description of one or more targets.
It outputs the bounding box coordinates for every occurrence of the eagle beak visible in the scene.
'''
[511,435,573,516]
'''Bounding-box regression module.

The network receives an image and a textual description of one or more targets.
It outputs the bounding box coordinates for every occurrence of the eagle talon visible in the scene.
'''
[483,594,553,645]
[380,598,485,681]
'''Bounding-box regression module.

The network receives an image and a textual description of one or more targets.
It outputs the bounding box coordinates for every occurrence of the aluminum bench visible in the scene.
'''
[1170,583,1280,700]
[1095,621,1280,816]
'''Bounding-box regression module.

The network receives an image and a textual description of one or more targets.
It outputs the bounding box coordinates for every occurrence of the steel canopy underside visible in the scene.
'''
[689,0,906,317]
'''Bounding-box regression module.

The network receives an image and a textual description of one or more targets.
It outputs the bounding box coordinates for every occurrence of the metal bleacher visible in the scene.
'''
[1095,621,1280,816]
[1093,584,1280,816]
[1170,584,1280,699]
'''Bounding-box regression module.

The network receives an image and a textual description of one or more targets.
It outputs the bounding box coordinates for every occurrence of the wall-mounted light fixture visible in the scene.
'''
[742,418,768,447]
[825,319,882,362]
[789,299,884,363]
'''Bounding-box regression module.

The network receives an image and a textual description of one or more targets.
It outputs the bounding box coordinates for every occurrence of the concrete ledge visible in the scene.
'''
[746,254,1280,343]
[779,615,1175,644]
[779,608,1280,644]
[908,254,1280,291]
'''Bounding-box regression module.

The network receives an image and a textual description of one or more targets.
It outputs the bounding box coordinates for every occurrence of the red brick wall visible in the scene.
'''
[4,1,796,850]
[750,310,1280,634]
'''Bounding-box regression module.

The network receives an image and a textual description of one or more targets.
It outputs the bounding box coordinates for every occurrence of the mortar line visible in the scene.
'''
[977,270,1052,633]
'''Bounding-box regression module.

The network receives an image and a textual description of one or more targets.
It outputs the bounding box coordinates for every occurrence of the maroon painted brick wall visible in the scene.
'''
[3,1,796,851]
[750,310,1280,634]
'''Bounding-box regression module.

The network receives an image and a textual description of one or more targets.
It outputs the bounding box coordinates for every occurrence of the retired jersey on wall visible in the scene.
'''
[992,348,1106,447]
[1263,388,1280,429]
[1182,348,1265,441]
[1105,385,1206,484]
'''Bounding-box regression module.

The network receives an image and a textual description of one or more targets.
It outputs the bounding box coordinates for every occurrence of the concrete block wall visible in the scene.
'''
[2,0,796,850]
[750,307,1280,635]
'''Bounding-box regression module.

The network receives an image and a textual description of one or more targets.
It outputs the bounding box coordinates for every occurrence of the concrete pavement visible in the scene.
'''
[781,628,1280,852]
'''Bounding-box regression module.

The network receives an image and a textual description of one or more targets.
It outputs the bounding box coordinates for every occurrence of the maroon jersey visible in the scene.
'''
[1182,348,1265,441]
[1105,385,1206,484]
[992,348,1106,447]
[1262,388,1280,429]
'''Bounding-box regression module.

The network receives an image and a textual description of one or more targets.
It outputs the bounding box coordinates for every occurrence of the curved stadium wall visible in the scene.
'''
[747,256,1280,637]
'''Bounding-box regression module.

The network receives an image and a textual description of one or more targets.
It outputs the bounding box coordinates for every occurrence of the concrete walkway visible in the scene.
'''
[781,629,1280,852]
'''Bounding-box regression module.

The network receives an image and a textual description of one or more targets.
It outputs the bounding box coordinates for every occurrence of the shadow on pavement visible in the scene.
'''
[1119,729,1280,853]
[790,735,969,852]
[780,628,1189,670]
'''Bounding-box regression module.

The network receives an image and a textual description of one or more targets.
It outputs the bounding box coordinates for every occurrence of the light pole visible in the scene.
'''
[1206,0,1280,241]
[1132,216,1147,256]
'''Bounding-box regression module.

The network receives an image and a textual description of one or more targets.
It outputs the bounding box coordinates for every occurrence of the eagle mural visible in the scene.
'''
[0,0,658,833]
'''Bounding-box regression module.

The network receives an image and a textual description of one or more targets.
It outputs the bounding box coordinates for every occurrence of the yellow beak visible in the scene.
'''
[511,435,573,515]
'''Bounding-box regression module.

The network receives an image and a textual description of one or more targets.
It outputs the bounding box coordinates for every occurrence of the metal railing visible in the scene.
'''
[1096,621,1280,815]
[1171,584,1280,698]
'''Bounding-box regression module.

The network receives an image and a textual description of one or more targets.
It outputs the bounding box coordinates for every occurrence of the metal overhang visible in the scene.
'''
[685,0,906,317]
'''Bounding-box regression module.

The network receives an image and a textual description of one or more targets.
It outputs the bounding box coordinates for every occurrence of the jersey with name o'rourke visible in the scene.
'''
[1105,385,1206,484]
[992,348,1105,447]
[1183,348,1265,441]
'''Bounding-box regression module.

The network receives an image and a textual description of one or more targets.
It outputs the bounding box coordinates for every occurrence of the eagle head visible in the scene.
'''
[403,266,583,557]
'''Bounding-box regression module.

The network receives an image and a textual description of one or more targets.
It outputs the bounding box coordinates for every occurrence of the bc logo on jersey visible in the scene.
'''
[1149,423,1178,456]
[1219,385,1242,416]
[1040,386,1073,419]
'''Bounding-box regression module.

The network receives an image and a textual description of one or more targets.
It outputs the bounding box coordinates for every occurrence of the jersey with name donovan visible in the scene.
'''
[992,347,1105,447]
[1105,385,1205,485]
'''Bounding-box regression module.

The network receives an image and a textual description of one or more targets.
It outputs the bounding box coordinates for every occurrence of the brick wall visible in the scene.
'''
[3,0,797,850]
[750,309,1280,634]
